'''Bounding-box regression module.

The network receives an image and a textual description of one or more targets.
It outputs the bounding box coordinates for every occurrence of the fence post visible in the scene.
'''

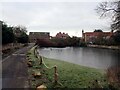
[39,56,43,65]
[34,47,36,56]
[54,65,58,84]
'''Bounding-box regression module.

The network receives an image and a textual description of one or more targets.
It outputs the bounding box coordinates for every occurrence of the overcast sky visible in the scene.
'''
[1,0,113,37]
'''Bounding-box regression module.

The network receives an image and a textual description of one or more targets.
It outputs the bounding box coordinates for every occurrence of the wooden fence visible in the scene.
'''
[34,46,62,85]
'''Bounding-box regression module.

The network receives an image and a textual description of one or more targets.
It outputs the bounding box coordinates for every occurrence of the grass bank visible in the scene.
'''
[27,46,108,88]
[43,57,107,88]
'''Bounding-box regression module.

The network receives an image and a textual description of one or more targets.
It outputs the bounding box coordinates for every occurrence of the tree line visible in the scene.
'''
[1,21,29,45]
[36,36,86,47]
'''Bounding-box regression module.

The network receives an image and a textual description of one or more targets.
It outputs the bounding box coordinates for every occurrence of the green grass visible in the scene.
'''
[43,57,108,88]
[27,46,108,88]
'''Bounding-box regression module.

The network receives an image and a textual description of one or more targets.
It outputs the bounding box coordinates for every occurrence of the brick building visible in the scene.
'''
[56,32,70,39]
[29,32,50,43]
[82,30,113,44]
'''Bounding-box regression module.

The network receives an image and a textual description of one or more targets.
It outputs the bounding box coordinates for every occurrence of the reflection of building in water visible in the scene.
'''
[82,29,113,44]
[29,32,50,43]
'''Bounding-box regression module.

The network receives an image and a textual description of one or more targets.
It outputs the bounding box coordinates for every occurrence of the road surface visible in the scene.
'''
[1,44,34,89]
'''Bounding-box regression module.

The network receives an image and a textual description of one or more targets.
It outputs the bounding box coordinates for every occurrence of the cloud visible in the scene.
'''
[0,0,115,2]
[1,2,112,37]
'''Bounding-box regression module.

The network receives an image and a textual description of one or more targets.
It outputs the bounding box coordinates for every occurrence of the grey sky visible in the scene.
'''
[1,0,113,37]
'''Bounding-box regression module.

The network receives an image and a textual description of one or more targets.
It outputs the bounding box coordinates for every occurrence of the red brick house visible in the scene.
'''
[56,32,70,39]
[82,30,113,44]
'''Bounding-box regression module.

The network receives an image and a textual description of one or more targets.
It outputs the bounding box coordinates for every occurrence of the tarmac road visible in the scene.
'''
[1,44,34,89]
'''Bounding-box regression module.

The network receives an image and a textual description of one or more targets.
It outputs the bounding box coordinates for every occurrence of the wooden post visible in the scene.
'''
[39,56,43,65]
[34,47,36,56]
[54,65,58,84]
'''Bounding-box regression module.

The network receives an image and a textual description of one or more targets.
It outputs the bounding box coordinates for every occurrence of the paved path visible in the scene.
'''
[1,44,34,89]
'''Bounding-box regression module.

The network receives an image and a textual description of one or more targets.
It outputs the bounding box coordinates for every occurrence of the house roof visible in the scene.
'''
[83,32,112,36]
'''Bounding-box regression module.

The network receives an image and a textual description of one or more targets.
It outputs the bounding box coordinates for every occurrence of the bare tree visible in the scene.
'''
[111,1,120,31]
[96,1,120,31]
[16,25,27,33]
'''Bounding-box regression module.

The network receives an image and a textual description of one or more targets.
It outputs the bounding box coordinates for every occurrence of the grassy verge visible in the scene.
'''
[27,46,108,89]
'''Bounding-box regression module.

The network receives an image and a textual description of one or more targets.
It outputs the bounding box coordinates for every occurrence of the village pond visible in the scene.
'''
[38,47,120,69]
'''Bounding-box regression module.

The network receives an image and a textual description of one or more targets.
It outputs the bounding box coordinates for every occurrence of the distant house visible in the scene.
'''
[82,30,113,44]
[55,32,70,39]
[29,32,50,43]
